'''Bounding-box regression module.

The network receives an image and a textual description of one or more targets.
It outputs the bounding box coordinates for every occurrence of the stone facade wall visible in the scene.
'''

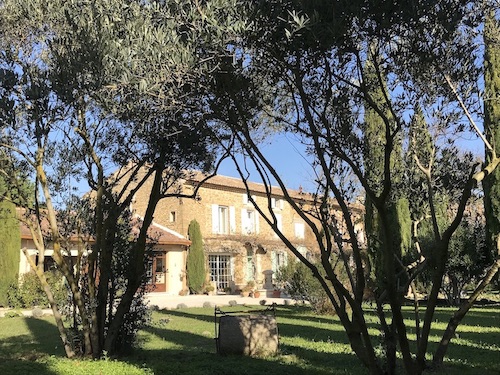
[130,173,326,292]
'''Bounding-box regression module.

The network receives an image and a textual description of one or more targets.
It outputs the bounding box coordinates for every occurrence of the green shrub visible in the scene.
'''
[4,310,21,318]
[276,261,334,314]
[6,270,68,308]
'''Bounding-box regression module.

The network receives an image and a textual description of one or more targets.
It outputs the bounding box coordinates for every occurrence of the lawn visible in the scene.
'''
[0,304,498,374]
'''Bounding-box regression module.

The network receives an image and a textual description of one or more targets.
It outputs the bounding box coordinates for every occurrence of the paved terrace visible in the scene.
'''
[146,293,292,309]
[0,293,294,317]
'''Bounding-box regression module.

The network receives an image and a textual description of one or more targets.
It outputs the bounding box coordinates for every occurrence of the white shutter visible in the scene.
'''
[230,256,235,281]
[212,204,219,234]
[241,209,247,234]
[271,197,276,208]
[255,212,260,234]
[295,222,305,239]
[242,194,248,204]
[229,206,236,234]
[276,213,283,232]
[271,251,277,273]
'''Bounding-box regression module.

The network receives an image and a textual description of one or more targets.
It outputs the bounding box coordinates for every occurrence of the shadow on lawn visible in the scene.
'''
[145,305,500,374]
[134,317,354,375]
[0,316,64,358]
[0,358,58,375]
[0,316,62,375]
[158,307,214,323]
[24,316,66,356]
[159,305,348,345]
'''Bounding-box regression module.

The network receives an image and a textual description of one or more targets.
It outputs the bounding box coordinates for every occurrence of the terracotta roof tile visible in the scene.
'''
[18,209,189,247]
[186,171,316,202]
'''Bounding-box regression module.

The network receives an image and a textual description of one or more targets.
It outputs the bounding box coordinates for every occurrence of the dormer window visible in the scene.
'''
[243,193,256,205]
[271,197,283,210]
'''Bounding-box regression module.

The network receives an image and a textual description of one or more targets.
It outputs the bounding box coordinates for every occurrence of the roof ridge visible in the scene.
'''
[133,214,187,240]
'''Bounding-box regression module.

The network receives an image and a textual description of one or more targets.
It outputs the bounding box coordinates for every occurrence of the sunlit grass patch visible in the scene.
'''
[46,356,153,375]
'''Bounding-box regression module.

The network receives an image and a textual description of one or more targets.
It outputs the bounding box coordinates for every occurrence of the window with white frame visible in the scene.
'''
[294,221,305,239]
[271,197,283,210]
[242,193,256,205]
[271,250,288,274]
[208,254,233,291]
[242,208,259,235]
[218,206,229,234]
[212,204,235,234]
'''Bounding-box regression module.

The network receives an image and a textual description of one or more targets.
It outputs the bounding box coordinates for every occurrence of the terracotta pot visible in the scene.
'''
[253,291,261,298]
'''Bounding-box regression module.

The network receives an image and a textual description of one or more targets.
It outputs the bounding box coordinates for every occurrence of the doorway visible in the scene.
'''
[208,254,232,291]
[151,252,166,292]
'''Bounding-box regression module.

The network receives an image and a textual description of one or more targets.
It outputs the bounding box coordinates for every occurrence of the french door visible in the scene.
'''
[208,254,232,291]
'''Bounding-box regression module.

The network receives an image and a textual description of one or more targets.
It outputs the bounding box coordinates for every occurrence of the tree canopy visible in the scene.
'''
[202,1,499,374]
[0,0,244,358]
[1,1,499,374]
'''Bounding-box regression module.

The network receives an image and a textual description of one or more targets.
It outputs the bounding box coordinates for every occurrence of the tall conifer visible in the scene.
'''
[363,58,411,287]
[0,199,20,307]
[186,219,206,294]
[483,11,500,253]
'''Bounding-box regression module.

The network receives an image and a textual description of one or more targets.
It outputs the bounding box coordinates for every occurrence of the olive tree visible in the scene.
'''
[0,0,241,357]
[207,1,499,374]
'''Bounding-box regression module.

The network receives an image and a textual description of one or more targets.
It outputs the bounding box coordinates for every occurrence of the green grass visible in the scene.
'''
[0,305,498,374]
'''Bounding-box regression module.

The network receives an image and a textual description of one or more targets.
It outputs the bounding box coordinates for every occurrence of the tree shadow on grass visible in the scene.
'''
[133,321,359,375]
[0,316,64,358]
[0,358,58,375]
[156,307,214,324]
[137,305,500,375]
[23,316,66,356]
[158,304,276,324]
[423,307,500,327]
[0,316,63,375]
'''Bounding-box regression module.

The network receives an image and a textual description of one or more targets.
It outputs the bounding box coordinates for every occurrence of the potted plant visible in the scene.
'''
[204,284,215,295]
[253,290,261,298]
[241,281,255,297]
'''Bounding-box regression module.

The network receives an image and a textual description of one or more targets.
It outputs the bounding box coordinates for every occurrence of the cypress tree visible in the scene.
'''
[363,58,386,283]
[186,219,206,294]
[363,58,411,286]
[407,105,434,230]
[483,10,500,253]
[0,199,20,307]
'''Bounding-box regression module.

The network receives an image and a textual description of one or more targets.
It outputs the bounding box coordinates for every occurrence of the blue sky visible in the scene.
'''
[217,133,317,192]
[216,128,486,194]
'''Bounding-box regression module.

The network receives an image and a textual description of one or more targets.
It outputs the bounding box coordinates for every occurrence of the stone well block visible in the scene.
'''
[217,315,278,356]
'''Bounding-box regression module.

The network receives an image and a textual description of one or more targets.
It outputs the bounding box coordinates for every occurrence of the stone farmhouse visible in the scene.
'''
[128,170,364,295]
[16,169,363,297]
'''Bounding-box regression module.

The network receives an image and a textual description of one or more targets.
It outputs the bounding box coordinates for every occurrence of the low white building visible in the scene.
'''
[18,218,190,295]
